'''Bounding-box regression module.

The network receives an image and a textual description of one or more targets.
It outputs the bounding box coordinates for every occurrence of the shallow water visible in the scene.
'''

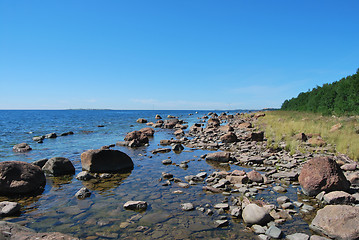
[0,110,317,239]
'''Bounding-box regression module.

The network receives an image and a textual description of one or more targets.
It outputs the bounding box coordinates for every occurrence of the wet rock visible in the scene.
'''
[136,118,147,123]
[76,171,94,181]
[81,149,134,173]
[162,159,172,165]
[286,233,310,240]
[124,131,149,147]
[177,182,189,188]
[140,127,155,137]
[251,224,266,234]
[242,204,272,226]
[0,161,46,195]
[214,203,229,210]
[162,172,173,179]
[265,225,282,239]
[172,143,184,152]
[155,114,162,119]
[32,158,48,168]
[45,132,57,139]
[206,152,231,162]
[123,201,148,211]
[299,157,350,196]
[42,157,75,176]
[0,221,79,239]
[310,205,359,240]
[202,186,223,193]
[12,143,32,153]
[75,187,91,199]
[181,203,194,211]
[60,131,74,136]
[152,148,171,154]
[0,201,21,217]
[323,191,356,205]
[32,136,44,142]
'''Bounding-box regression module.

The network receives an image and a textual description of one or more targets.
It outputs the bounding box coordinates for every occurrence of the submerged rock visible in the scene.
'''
[0,161,46,195]
[81,149,134,173]
[75,187,91,199]
[124,201,148,211]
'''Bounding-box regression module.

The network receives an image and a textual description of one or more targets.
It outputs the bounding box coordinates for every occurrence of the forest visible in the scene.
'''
[281,69,359,115]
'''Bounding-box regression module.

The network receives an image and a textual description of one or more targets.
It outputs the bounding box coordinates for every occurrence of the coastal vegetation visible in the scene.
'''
[255,110,359,160]
[281,69,359,116]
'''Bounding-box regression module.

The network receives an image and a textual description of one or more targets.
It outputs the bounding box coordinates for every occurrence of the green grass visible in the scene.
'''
[254,110,359,161]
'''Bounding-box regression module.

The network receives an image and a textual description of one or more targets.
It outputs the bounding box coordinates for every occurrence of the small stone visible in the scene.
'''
[273,186,287,192]
[265,225,282,239]
[177,182,190,188]
[286,233,310,240]
[76,171,94,181]
[251,224,266,234]
[162,159,172,165]
[214,203,229,210]
[215,219,229,228]
[281,202,294,209]
[75,187,91,199]
[277,196,290,205]
[181,203,194,211]
[230,207,241,218]
[123,201,148,211]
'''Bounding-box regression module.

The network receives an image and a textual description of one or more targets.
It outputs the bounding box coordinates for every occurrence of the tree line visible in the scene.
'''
[281,68,359,115]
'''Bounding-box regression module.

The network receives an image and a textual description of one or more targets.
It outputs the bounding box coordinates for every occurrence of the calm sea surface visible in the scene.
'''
[0,110,312,239]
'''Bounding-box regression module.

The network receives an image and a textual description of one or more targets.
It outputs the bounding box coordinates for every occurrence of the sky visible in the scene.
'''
[0,1,358,110]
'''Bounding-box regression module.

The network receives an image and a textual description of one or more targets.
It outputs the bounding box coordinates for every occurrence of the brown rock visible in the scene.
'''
[124,131,149,146]
[140,127,155,137]
[219,124,234,132]
[238,122,252,129]
[308,136,326,146]
[42,157,75,176]
[136,118,147,123]
[247,170,264,183]
[12,143,32,153]
[347,173,359,186]
[206,152,231,162]
[254,112,266,119]
[310,205,359,240]
[174,129,184,136]
[245,132,264,141]
[220,132,238,143]
[226,175,248,184]
[231,170,246,176]
[330,123,342,132]
[0,161,46,195]
[155,114,162,119]
[323,191,356,205]
[341,163,358,171]
[298,157,350,196]
[207,118,220,128]
[81,149,134,173]
[294,133,308,142]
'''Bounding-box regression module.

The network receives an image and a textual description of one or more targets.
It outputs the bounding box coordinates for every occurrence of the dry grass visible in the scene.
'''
[254,111,359,161]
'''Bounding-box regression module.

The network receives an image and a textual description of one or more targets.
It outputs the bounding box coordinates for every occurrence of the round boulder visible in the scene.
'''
[12,143,32,153]
[42,157,75,176]
[242,203,272,226]
[81,149,134,173]
[0,161,46,195]
[299,157,350,196]
[220,132,238,143]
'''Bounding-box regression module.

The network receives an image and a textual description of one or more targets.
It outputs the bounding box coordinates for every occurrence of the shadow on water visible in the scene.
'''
[81,172,132,194]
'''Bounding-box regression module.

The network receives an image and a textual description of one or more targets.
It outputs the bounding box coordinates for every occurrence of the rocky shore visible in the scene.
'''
[1,111,359,239]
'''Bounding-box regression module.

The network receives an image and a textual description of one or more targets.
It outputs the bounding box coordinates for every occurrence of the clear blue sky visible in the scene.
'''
[1,1,358,110]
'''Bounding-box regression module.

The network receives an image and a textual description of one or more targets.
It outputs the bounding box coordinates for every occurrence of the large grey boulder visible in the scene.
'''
[0,161,46,195]
[242,203,272,226]
[81,149,134,173]
[310,205,359,240]
[42,157,75,176]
